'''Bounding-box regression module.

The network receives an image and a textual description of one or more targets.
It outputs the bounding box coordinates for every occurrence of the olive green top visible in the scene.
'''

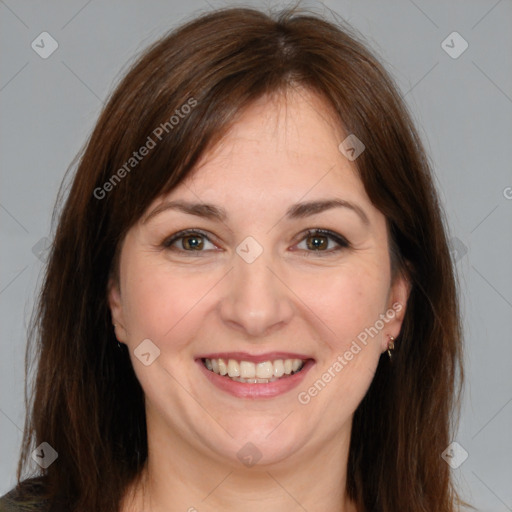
[0,498,44,512]
[0,479,49,512]
[0,495,46,512]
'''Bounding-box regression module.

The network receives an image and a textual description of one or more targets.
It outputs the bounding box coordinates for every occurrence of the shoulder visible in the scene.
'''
[0,477,49,512]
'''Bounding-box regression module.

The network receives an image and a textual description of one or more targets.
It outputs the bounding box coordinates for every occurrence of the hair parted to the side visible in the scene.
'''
[11,6,468,512]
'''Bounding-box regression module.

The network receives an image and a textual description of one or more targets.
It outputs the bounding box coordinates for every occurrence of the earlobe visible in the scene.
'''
[383,274,411,352]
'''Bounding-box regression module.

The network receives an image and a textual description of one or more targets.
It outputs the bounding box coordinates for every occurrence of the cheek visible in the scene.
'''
[120,254,224,357]
[297,265,391,418]
[121,256,191,345]
[297,261,391,348]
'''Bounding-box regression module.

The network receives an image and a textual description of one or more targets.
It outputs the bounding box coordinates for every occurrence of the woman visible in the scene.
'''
[1,6,469,512]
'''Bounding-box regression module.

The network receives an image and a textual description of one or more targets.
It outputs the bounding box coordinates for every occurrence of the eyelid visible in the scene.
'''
[294,228,350,252]
[161,228,350,254]
[162,228,217,249]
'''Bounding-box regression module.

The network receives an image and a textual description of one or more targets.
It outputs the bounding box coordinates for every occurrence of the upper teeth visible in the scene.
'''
[204,358,304,379]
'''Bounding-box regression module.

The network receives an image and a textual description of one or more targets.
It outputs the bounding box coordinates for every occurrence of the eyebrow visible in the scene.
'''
[142,198,370,225]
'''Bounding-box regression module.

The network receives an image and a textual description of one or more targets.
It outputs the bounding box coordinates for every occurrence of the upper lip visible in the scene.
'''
[196,351,314,363]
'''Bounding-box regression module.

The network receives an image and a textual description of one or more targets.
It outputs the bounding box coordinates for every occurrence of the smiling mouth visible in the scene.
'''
[201,357,308,383]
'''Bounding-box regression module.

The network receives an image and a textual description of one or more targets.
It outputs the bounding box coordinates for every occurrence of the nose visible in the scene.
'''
[218,248,294,338]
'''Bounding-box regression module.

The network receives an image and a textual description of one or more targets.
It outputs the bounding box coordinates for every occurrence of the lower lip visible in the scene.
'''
[196,359,315,399]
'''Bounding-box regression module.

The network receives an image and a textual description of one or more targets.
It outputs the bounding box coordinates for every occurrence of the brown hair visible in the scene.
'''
[10,6,467,512]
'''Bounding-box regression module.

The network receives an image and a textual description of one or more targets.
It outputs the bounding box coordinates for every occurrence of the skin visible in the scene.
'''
[109,87,409,512]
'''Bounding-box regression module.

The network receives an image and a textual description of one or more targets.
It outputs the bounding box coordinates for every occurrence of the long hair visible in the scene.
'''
[10,6,466,511]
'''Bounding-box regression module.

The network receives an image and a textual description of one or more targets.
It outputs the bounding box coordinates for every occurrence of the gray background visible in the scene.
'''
[1,0,511,510]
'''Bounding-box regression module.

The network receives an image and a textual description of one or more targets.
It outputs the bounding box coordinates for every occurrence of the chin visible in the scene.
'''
[205,417,308,468]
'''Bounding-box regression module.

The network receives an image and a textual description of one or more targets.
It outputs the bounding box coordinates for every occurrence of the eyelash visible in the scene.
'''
[161,228,350,256]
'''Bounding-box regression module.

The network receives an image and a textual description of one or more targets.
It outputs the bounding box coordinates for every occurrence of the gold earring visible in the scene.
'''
[387,335,395,359]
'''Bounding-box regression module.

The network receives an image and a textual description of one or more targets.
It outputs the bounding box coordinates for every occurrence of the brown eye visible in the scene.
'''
[162,229,216,253]
[306,233,328,251]
[296,229,350,254]
[181,234,205,250]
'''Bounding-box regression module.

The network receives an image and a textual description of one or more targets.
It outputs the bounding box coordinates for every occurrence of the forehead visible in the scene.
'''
[150,88,372,218]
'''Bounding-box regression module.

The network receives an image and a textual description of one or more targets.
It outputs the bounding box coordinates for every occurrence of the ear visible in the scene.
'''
[107,277,128,344]
[381,272,410,352]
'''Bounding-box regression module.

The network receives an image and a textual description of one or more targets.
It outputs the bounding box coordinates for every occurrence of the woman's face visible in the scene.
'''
[109,89,408,470]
